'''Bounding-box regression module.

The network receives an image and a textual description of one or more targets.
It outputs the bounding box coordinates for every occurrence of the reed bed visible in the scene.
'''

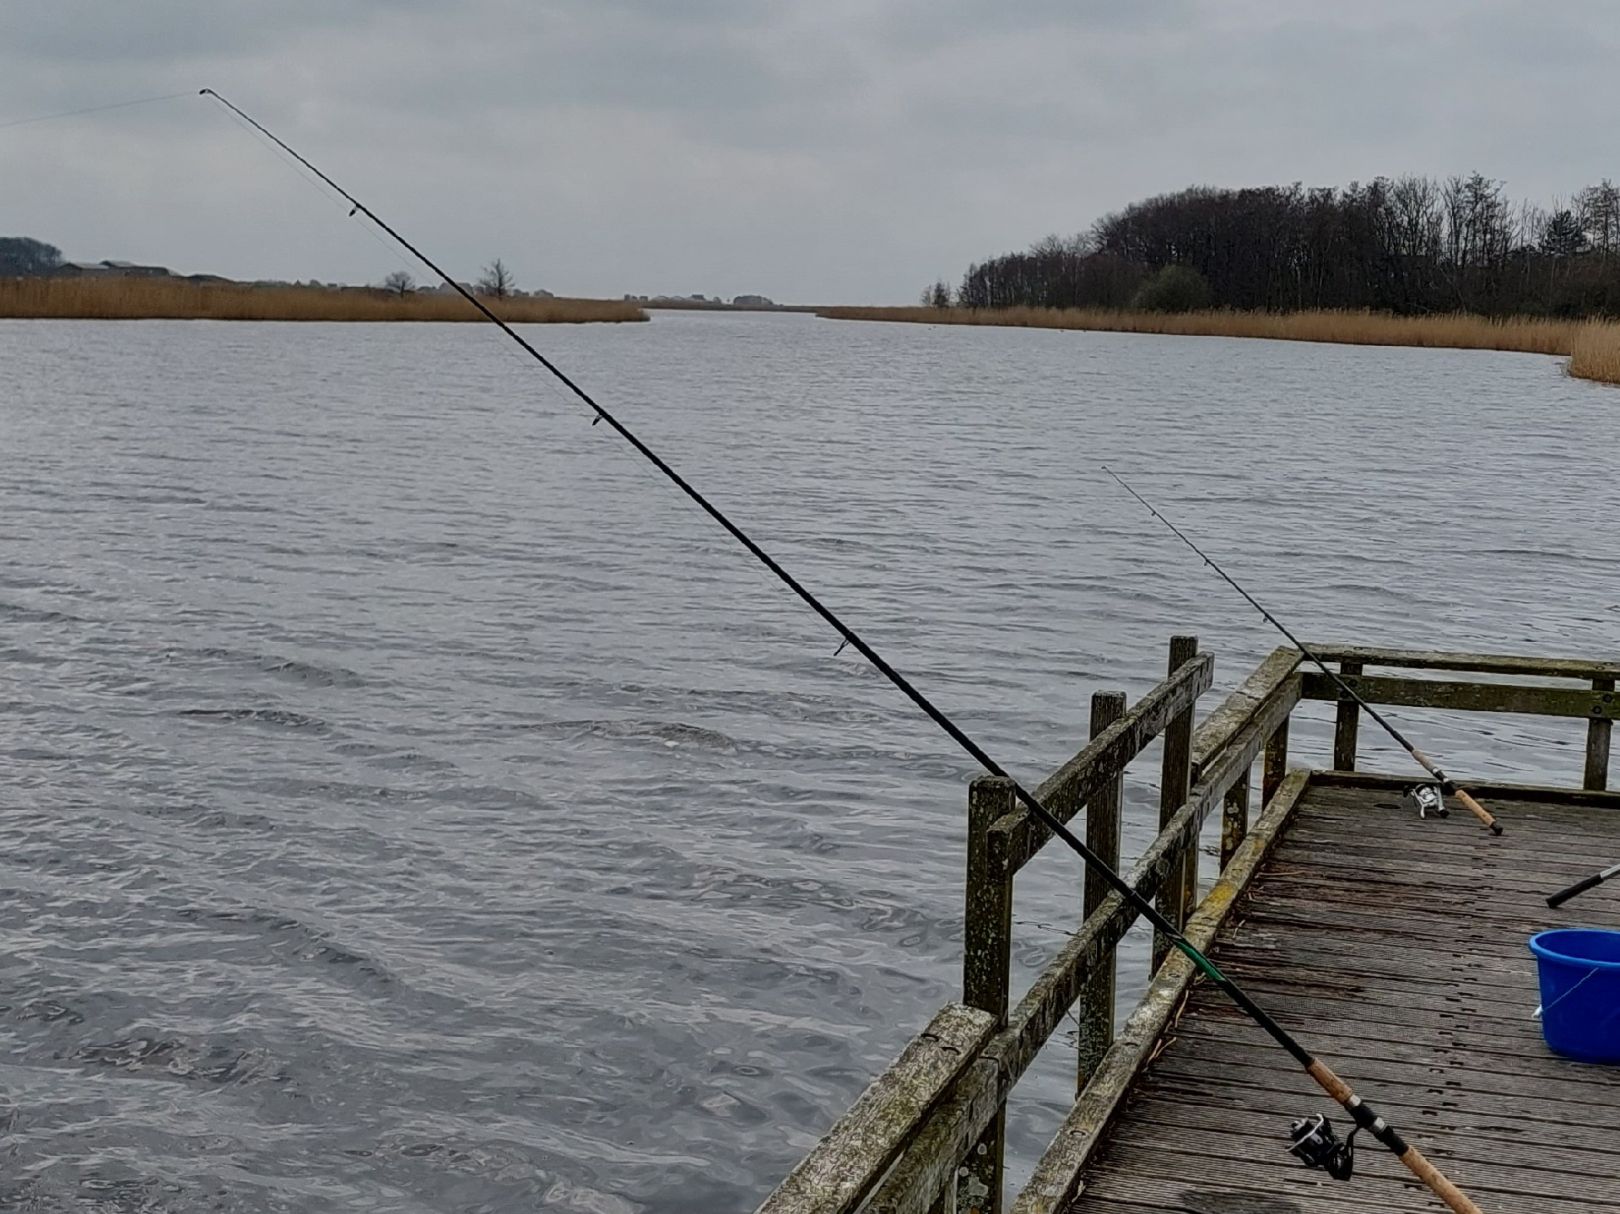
[1567,327,1620,386]
[0,278,647,324]
[819,305,1620,386]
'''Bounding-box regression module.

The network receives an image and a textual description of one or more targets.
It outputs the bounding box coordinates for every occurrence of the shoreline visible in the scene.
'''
[817,305,1620,386]
[0,278,647,324]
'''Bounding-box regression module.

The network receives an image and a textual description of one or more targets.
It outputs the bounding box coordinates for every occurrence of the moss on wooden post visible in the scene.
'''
[1220,765,1250,870]
[1263,716,1290,805]
[1588,678,1614,791]
[1154,635,1198,970]
[961,775,1016,1214]
[1078,690,1125,1093]
[1332,660,1362,770]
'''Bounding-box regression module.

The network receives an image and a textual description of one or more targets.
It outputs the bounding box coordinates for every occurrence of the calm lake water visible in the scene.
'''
[2,311,1617,1212]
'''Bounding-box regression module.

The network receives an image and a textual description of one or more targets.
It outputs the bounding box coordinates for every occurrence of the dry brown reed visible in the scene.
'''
[1567,327,1620,386]
[819,305,1620,385]
[0,278,647,324]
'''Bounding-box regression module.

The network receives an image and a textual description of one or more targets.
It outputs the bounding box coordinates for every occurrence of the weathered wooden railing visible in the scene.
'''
[753,640,1617,1214]
[1301,643,1619,790]
[756,634,1300,1214]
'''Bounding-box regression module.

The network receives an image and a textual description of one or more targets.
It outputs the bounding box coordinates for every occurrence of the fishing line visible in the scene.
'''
[1104,466,1504,836]
[0,91,191,131]
[199,89,1485,1214]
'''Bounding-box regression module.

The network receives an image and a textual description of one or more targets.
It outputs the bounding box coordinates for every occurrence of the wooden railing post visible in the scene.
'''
[1077,690,1125,1093]
[1332,660,1363,770]
[961,775,1016,1214]
[1154,635,1198,971]
[1588,678,1614,791]
[1263,716,1290,805]
[1220,765,1250,871]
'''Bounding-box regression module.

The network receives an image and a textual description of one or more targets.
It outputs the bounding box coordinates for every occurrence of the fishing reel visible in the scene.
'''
[1287,1112,1358,1181]
[1404,782,1448,820]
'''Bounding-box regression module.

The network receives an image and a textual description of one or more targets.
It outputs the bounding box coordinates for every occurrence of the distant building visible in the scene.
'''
[58,259,173,278]
[732,294,775,307]
[101,260,170,277]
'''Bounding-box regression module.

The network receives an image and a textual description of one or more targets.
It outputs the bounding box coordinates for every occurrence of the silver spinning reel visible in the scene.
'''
[1404,782,1447,820]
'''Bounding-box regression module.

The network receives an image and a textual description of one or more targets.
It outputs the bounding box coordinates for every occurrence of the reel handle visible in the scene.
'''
[1452,788,1503,835]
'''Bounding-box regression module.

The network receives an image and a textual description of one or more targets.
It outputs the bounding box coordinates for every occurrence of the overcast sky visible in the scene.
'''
[2,1,1616,304]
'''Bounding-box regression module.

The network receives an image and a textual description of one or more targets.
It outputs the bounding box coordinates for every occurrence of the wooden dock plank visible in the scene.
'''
[1061,778,1620,1214]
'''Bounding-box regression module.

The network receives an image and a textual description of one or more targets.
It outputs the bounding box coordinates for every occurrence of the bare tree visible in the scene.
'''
[382,270,415,297]
[477,258,516,299]
[1579,180,1620,260]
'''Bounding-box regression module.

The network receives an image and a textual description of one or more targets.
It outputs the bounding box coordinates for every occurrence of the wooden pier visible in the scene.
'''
[755,640,1620,1214]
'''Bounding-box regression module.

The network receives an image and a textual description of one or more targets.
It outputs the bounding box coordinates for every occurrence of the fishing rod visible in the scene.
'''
[1547,860,1620,908]
[199,89,1484,1213]
[1104,467,1503,836]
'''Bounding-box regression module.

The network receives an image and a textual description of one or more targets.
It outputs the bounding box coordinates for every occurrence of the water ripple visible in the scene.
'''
[0,314,1616,1211]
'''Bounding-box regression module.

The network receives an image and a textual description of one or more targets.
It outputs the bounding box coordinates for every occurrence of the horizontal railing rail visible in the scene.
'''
[1304,643,1620,683]
[756,1003,996,1214]
[1301,671,1617,719]
[996,651,1215,874]
[1297,642,1614,792]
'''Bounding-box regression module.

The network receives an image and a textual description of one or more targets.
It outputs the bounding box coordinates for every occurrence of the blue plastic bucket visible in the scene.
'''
[1528,929,1620,1063]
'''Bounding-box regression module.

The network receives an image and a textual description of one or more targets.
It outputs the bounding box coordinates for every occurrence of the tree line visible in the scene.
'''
[0,236,528,302]
[928,175,1620,317]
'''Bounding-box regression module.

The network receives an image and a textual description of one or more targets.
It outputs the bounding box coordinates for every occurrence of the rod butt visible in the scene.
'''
[1548,871,1604,908]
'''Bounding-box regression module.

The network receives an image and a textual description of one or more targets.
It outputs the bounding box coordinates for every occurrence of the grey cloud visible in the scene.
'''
[0,0,410,63]
[2,2,1615,303]
[874,0,1197,50]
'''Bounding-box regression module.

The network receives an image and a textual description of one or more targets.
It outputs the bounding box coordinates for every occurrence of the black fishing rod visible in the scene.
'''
[1547,860,1620,908]
[199,89,1484,1213]
[1104,467,1503,836]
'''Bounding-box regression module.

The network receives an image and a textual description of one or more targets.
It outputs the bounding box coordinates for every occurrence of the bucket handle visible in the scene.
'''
[1537,964,1604,1019]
